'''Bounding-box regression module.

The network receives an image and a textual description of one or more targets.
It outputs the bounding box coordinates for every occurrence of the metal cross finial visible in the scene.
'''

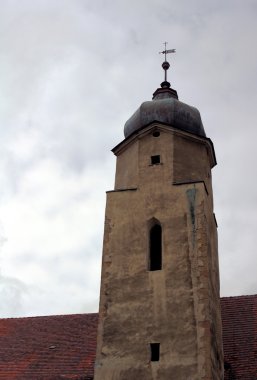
[163,41,168,61]
[159,42,176,82]
[159,42,176,58]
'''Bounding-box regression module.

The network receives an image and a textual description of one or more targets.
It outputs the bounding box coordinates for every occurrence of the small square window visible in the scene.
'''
[150,343,160,362]
[151,155,160,165]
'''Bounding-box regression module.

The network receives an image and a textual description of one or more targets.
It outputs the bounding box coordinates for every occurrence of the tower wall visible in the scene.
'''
[95,125,223,380]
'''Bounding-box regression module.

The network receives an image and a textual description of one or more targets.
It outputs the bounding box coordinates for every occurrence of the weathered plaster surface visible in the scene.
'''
[95,125,223,380]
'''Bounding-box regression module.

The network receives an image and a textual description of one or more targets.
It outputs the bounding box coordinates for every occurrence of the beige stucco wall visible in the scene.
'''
[95,125,223,380]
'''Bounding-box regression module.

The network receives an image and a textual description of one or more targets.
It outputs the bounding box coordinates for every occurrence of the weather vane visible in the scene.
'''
[159,42,176,82]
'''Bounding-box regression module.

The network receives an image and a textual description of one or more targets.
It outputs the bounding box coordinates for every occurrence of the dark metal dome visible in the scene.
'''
[124,83,206,138]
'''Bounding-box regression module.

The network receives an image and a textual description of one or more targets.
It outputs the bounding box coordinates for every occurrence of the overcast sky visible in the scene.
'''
[0,0,257,318]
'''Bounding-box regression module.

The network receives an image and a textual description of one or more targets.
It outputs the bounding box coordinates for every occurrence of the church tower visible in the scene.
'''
[94,51,224,380]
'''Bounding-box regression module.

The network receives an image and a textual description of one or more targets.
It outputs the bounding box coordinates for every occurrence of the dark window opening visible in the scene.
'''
[151,155,160,165]
[150,343,160,362]
[224,361,236,380]
[152,131,160,137]
[224,362,231,371]
[149,224,162,271]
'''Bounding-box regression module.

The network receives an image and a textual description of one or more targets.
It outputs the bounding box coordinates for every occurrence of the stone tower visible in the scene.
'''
[94,56,224,380]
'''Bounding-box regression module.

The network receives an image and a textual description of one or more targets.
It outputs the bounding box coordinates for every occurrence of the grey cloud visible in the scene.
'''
[0,273,28,317]
[0,0,257,317]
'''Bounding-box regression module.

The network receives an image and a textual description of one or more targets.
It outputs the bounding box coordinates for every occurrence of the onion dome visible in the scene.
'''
[124,53,206,139]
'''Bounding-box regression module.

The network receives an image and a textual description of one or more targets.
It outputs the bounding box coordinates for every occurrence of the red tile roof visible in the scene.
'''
[0,313,98,380]
[221,294,257,380]
[0,295,256,379]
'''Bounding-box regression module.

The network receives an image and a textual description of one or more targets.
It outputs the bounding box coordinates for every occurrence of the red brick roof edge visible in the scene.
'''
[0,295,256,380]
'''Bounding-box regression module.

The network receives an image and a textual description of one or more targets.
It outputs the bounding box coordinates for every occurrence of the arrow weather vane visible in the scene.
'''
[159,42,176,82]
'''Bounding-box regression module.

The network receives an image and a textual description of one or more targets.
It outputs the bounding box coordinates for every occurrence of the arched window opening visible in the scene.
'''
[150,343,160,361]
[149,224,162,271]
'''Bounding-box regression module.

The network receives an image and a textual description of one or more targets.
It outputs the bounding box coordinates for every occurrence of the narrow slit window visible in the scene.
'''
[150,343,160,362]
[149,224,162,271]
[151,155,160,165]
